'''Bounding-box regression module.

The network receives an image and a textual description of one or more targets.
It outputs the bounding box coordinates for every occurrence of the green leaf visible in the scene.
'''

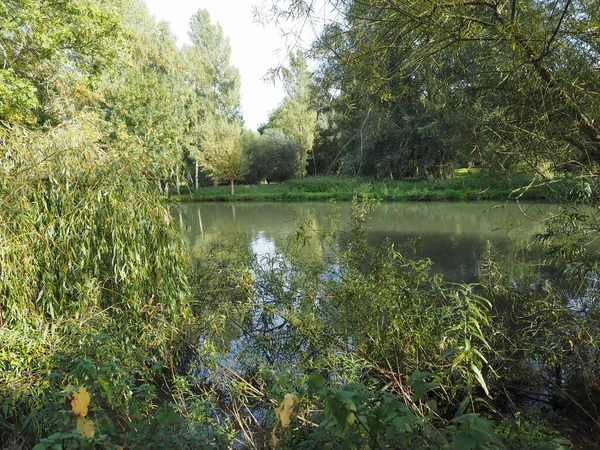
[307,372,326,395]
[426,399,438,412]
[392,415,413,433]
[453,431,477,450]
[326,397,349,428]
[456,396,471,416]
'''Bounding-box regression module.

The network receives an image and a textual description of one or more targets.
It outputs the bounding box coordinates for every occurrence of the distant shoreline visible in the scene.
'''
[168,172,566,203]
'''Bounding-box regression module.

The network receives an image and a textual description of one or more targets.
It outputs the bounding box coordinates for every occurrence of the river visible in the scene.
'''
[176,201,552,282]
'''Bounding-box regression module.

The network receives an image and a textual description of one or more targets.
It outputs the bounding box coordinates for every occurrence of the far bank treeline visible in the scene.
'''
[213,0,600,196]
[1,0,243,192]
[4,0,599,196]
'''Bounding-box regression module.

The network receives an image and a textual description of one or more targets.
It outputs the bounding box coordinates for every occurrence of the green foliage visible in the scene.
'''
[476,228,600,439]
[268,98,317,177]
[244,128,304,183]
[181,184,596,448]
[184,8,242,189]
[187,197,573,448]
[262,51,317,178]
[173,173,565,203]
[198,116,246,194]
[186,9,241,122]
[0,0,121,126]
[275,375,505,449]
[1,315,228,449]
[0,116,188,324]
[101,1,190,182]
[495,412,572,450]
[0,3,247,441]
[0,69,39,124]
[3,0,599,447]
[0,116,229,447]
[263,0,600,191]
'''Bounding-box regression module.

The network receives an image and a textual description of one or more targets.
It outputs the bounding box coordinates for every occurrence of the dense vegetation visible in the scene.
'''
[171,171,584,203]
[0,1,231,448]
[1,0,600,449]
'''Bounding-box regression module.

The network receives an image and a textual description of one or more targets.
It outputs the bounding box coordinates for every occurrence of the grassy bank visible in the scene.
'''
[171,170,571,203]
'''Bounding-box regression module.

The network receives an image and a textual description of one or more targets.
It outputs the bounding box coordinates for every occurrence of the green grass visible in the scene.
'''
[170,171,569,203]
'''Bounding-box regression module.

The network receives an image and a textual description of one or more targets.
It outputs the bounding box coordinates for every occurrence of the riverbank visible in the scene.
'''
[171,171,570,203]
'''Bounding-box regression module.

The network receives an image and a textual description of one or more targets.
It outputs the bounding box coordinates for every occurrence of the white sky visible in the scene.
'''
[143,0,303,131]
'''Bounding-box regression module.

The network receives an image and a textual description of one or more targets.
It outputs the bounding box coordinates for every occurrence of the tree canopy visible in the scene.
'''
[198,116,246,194]
[263,0,600,179]
[261,51,318,178]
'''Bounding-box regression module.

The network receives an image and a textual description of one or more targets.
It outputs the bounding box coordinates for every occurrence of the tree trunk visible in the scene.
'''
[195,161,199,191]
[230,178,235,196]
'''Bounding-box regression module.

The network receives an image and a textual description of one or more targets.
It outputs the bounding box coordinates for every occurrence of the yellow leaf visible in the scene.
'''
[274,393,297,429]
[271,431,279,445]
[72,386,91,417]
[77,417,95,438]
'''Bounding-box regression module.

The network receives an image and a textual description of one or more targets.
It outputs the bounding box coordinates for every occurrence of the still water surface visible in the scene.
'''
[176,201,552,282]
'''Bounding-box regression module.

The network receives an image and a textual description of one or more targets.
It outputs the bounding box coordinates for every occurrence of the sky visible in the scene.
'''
[143,0,318,131]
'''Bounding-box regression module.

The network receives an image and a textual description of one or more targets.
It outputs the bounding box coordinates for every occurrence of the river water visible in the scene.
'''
[176,201,552,282]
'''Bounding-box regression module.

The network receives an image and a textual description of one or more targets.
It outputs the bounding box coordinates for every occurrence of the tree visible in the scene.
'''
[266,51,317,177]
[244,128,303,183]
[199,116,246,195]
[241,130,267,183]
[185,9,242,189]
[0,0,120,127]
[103,16,189,181]
[0,3,205,444]
[186,9,241,121]
[264,0,600,178]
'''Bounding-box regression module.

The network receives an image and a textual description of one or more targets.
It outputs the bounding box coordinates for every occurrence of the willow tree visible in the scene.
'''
[0,2,214,446]
[199,116,246,195]
[264,0,600,176]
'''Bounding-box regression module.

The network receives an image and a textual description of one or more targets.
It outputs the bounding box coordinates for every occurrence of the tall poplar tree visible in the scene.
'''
[101,0,189,188]
[267,51,317,177]
[185,9,242,189]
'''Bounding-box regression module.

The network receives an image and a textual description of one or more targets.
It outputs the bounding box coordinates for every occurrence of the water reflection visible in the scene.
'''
[251,232,276,260]
[177,201,553,282]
